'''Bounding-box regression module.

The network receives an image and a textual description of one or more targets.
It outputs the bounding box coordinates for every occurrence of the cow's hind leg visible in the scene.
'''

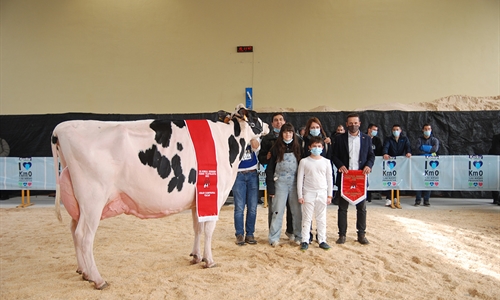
[73,212,108,289]
[70,219,84,275]
[202,220,217,268]
[189,208,202,264]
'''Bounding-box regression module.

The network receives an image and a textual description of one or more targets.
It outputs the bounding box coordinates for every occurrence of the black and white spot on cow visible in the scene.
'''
[188,168,197,184]
[168,154,186,193]
[149,120,186,148]
[233,120,241,137]
[228,135,240,168]
[138,144,171,179]
[238,138,246,161]
[177,142,183,151]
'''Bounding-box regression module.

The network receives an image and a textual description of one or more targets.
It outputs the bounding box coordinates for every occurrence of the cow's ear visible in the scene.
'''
[217,110,231,123]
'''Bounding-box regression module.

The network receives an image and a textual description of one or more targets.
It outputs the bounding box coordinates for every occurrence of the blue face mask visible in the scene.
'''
[273,127,280,133]
[283,138,293,144]
[371,130,378,137]
[423,130,431,137]
[392,131,400,137]
[310,147,323,156]
[309,129,321,136]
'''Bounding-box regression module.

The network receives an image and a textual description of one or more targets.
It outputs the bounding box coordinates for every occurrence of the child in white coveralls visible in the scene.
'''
[297,136,333,251]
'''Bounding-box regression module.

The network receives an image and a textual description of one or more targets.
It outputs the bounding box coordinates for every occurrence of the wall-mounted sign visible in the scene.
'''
[237,46,253,53]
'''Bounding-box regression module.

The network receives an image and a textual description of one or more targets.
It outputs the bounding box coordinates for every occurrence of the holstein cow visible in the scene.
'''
[51,105,268,289]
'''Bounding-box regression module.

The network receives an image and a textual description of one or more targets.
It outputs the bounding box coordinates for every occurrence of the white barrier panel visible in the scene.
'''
[1,156,498,191]
[0,157,57,190]
[369,155,499,190]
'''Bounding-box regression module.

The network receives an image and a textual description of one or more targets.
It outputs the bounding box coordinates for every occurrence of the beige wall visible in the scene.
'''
[1,0,499,114]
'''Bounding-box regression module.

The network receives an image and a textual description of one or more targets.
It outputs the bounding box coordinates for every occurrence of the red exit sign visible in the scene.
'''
[237,46,253,53]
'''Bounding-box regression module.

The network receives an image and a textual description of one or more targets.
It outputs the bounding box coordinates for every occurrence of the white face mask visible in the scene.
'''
[371,130,378,137]
[392,131,400,137]
[310,147,323,156]
[310,129,321,136]
[423,130,431,137]
[283,138,293,144]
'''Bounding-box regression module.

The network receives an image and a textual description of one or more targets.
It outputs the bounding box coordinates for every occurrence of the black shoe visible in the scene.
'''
[245,235,257,244]
[357,234,369,245]
[300,242,309,251]
[336,236,346,244]
[319,242,331,250]
[414,202,420,207]
[423,201,430,207]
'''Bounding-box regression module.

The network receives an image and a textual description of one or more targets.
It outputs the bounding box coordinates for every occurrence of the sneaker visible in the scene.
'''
[336,236,346,244]
[414,202,421,206]
[319,242,331,250]
[270,241,279,247]
[300,242,309,251]
[385,199,392,206]
[423,202,430,207]
[285,232,295,241]
[294,238,301,246]
[235,234,245,246]
[245,235,257,244]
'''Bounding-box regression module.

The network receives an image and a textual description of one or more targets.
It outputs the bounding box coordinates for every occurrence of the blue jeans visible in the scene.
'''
[415,190,431,203]
[232,171,259,237]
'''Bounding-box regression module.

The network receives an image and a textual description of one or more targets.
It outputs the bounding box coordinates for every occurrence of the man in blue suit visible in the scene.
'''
[331,113,375,245]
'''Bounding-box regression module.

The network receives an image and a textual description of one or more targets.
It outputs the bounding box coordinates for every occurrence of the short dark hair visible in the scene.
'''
[422,123,431,129]
[368,123,378,129]
[271,113,285,122]
[308,136,324,146]
[346,113,359,121]
[392,124,402,130]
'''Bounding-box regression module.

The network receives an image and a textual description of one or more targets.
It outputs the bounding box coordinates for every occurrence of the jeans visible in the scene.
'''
[415,190,431,203]
[232,171,259,237]
[338,196,366,236]
[267,196,294,235]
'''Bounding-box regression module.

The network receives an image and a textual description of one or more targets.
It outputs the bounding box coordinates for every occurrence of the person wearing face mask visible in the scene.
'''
[297,136,333,251]
[301,117,333,242]
[365,124,383,203]
[413,124,440,206]
[331,113,375,245]
[258,113,295,240]
[265,123,303,247]
[382,124,412,208]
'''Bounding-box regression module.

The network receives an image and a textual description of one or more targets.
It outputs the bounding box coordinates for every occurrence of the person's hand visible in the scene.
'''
[270,194,275,198]
[250,139,259,149]
[338,166,348,174]
[383,154,390,160]
[266,152,271,160]
[327,196,332,205]
[324,137,331,144]
[362,166,371,175]
[406,153,412,158]
[298,198,304,204]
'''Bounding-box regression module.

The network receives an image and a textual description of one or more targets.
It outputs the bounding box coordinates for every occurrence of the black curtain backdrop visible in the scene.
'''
[1,110,499,198]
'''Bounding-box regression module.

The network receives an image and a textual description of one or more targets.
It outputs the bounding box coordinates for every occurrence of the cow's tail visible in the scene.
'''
[51,134,63,223]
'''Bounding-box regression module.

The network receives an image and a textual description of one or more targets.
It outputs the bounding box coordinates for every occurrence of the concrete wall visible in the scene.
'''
[1,0,499,114]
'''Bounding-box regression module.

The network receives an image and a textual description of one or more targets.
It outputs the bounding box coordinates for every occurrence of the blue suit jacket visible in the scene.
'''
[331,132,375,187]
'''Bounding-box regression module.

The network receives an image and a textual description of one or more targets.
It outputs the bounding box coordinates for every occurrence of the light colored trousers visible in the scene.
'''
[301,190,328,244]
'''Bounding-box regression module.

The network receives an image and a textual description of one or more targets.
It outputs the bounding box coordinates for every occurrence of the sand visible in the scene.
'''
[257,95,500,112]
[1,197,499,300]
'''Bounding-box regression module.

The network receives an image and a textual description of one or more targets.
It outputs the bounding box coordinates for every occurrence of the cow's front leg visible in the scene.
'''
[202,220,217,268]
[189,208,202,264]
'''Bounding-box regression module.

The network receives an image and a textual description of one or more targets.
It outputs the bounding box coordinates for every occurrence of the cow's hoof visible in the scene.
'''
[190,254,201,264]
[82,274,93,282]
[203,262,217,268]
[95,281,109,290]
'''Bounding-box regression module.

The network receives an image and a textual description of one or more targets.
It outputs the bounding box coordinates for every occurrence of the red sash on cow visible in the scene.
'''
[186,120,219,222]
[340,170,367,205]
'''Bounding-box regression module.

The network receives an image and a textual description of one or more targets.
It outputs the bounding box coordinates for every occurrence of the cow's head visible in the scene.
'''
[231,104,268,136]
